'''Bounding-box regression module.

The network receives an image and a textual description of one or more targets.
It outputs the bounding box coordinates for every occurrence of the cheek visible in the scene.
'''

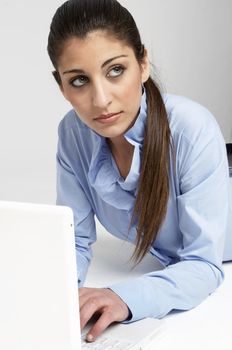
[122,70,143,100]
[66,92,90,115]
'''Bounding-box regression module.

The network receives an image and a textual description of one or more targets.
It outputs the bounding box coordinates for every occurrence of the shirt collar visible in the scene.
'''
[124,90,147,147]
[87,90,148,210]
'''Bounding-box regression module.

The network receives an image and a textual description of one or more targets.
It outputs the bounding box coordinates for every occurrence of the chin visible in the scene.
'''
[95,125,128,139]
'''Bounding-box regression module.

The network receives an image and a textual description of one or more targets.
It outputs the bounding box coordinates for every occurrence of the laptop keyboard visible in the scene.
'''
[81,335,133,349]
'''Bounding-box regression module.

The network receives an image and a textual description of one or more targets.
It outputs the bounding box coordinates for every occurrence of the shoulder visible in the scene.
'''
[163,94,227,187]
[163,93,220,146]
[57,109,98,163]
[58,109,87,137]
[57,109,97,147]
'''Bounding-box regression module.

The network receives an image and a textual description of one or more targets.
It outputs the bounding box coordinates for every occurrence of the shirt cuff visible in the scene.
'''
[76,251,90,287]
[108,277,161,323]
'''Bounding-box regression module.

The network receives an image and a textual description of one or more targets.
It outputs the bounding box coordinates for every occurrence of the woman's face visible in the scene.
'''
[57,31,149,139]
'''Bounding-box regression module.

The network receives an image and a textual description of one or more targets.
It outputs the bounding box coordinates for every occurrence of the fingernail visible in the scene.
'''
[86,334,94,342]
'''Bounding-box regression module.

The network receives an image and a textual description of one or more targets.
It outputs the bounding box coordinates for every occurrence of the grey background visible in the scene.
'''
[0,0,231,204]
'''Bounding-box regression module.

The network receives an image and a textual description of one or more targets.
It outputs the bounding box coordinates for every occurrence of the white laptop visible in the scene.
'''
[0,200,163,350]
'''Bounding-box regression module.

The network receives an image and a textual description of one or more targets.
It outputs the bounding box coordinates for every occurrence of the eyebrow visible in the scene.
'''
[62,54,128,75]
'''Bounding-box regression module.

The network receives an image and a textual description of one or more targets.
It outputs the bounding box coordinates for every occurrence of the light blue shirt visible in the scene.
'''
[56,91,229,322]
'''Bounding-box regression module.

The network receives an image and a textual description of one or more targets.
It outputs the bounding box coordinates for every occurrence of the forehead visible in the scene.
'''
[57,30,135,71]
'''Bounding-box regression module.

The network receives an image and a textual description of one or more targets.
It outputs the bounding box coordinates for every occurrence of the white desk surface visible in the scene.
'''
[85,223,232,350]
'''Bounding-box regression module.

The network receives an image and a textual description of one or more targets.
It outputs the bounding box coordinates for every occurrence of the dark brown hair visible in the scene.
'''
[47,0,172,262]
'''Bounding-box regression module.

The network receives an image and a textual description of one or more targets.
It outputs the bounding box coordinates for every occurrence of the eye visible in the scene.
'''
[70,75,89,87]
[107,65,125,78]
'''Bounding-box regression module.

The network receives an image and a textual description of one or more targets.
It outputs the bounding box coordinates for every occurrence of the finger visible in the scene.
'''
[80,295,106,330]
[85,309,115,342]
[79,288,100,309]
[78,287,92,298]
[79,288,103,309]
[78,287,85,297]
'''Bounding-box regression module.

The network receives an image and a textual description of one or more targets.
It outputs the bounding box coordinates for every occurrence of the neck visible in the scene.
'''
[107,135,134,179]
[107,135,134,157]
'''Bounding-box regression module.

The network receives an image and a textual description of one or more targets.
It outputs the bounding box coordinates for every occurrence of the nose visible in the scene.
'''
[92,81,111,109]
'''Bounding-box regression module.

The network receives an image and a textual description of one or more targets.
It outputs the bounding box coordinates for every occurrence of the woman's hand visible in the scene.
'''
[79,287,130,342]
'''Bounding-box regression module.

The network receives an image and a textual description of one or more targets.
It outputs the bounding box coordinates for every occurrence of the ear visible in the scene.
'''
[140,48,150,83]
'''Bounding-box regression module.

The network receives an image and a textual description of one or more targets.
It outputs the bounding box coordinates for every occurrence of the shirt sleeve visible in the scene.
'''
[108,113,229,322]
[56,125,96,287]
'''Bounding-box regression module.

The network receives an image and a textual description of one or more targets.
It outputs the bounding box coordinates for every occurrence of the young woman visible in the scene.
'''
[47,0,229,342]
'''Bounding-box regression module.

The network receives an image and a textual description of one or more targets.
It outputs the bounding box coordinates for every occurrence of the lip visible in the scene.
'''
[94,112,122,124]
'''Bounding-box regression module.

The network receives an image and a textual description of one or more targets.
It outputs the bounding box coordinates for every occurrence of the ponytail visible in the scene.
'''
[131,77,171,262]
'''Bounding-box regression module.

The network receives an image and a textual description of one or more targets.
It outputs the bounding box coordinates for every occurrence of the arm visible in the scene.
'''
[56,123,130,342]
[108,114,229,322]
[56,133,96,286]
